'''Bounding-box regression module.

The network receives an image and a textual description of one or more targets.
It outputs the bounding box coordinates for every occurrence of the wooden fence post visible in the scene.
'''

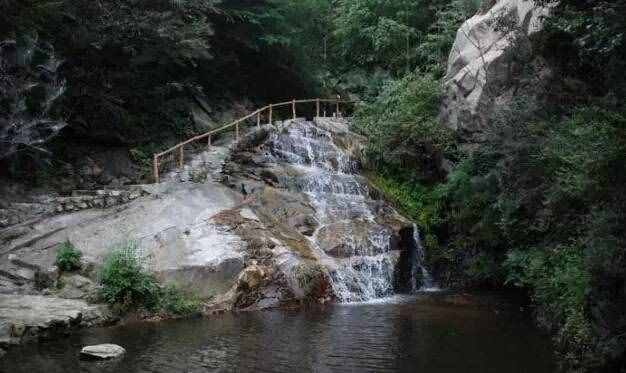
[292,99,296,120]
[336,101,340,117]
[236,122,239,140]
[316,98,320,118]
[153,154,159,184]
[207,134,211,148]
[269,104,273,124]
[257,111,261,128]
[178,145,184,169]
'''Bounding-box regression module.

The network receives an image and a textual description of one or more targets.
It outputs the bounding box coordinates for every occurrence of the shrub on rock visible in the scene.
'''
[99,242,159,311]
[55,241,82,272]
[99,242,201,315]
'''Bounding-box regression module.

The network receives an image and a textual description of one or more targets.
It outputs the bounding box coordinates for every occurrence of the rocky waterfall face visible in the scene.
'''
[0,118,435,349]
[227,118,433,302]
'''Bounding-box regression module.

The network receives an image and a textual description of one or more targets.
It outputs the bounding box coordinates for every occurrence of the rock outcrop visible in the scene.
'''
[219,118,418,303]
[0,294,113,351]
[440,0,553,145]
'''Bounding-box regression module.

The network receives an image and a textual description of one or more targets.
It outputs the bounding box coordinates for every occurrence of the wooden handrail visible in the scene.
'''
[152,98,357,183]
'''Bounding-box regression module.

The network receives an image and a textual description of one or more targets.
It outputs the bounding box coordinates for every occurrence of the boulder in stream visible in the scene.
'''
[80,344,126,360]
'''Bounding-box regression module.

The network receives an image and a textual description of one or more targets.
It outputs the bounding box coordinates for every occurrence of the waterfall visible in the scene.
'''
[266,118,436,302]
[412,224,439,292]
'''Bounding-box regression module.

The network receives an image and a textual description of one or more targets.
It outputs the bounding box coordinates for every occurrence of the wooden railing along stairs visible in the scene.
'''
[152,98,357,183]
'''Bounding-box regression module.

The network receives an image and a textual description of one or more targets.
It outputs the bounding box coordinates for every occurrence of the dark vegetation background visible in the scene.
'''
[2,0,624,371]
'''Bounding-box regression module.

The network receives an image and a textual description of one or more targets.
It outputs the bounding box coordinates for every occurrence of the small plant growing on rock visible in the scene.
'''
[159,285,202,316]
[100,242,160,311]
[99,242,202,315]
[55,240,82,272]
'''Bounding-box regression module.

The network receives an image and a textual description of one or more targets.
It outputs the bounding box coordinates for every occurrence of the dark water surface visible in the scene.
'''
[1,293,555,373]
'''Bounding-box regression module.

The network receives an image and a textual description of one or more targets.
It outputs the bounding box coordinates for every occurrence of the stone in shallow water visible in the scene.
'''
[80,344,126,360]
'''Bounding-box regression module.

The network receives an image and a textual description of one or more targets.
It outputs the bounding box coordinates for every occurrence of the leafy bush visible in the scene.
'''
[504,245,594,365]
[100,242,160,311]
[159,285,202,316]
[430,105,626,366]
[504,246,590,323]
[353,73,455,173]
[99,242,201,315]
[55,241,82,272]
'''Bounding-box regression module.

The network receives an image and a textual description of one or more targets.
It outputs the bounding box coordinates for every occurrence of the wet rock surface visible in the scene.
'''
[80,344,126,360]
[221,118,421,302]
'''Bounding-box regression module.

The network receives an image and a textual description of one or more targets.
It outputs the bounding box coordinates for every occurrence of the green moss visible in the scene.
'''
[366,170,444,251]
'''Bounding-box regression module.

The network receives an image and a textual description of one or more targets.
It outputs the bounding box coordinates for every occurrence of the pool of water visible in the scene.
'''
[0,293,555,373]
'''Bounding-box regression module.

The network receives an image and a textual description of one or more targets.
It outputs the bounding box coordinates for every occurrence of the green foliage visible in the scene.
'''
[333,0,421,74]
[535,0,626,99]
[100,242,160,311]
[367,171,443,246]
[354,72,455,171]
[504,246,590,322]
[129,143,162,180]
[429,103,626,367]
[257,0,332,83]
[504,245,595,365]
[418,0,481,75]
[99,242,202,316]
[55,241,82,272]
[159,285,202,316]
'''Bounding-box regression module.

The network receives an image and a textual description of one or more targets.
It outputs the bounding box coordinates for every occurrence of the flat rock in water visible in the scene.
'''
[0,294,112,349]
[80,344,126,359]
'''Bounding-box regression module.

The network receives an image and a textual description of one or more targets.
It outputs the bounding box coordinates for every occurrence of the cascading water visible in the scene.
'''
[412,224,439,292]
[266,118,435,302]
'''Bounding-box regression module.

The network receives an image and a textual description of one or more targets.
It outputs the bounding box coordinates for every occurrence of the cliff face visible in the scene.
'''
[440,0,552,145]
[0,37,67,159]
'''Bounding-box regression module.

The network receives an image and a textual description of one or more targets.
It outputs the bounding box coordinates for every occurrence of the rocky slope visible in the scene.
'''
[0,117,427,354]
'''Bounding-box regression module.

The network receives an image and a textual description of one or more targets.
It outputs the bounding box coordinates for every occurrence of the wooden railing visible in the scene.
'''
[152,98,357,183]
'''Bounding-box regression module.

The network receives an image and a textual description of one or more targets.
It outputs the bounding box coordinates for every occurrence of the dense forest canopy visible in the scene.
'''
[1,0,625,371]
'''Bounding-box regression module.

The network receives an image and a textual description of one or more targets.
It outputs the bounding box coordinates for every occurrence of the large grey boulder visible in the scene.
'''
[80,344,126,360]
[440,0,553,145]
[0,180,246,299]
[0,294,112,346]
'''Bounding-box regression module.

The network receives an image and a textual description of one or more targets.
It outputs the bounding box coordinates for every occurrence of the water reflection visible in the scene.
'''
[0,294,555,373]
